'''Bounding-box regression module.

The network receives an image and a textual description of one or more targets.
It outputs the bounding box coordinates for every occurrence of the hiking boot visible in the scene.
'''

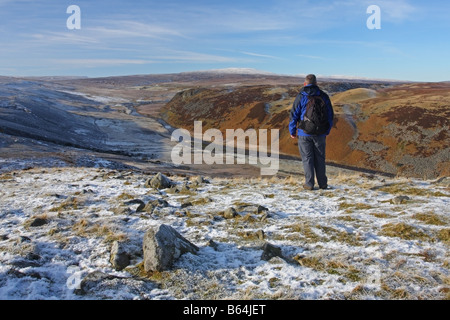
[303,184,314,191]
[319,185,328,190]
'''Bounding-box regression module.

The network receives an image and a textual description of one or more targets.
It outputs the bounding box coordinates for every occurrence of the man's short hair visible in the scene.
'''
[305,74,317,85]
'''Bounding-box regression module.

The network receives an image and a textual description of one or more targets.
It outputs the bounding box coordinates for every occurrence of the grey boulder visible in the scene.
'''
[143,224,198,272]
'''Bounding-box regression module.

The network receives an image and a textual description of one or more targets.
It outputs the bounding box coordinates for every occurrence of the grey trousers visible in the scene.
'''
[298,135,328,188]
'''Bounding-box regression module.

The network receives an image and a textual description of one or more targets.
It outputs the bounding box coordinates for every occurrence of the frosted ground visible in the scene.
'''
[0,164,448,300]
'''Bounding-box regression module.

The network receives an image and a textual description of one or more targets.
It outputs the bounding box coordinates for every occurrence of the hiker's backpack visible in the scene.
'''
[299,94,329,135]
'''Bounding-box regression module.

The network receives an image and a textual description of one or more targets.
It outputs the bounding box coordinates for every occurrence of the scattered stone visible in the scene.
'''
[392,195,410,205]
[110,241,130,271]
[256,230,265,241]
[10,258,41,268]
[223,207,238,219]
[175,210,187,217]
[148,199,169,208]
[143,224,199,272]
[261,242,283,261]
[167,185,179,194]
[75,271,117,295]
[194,176,210,186]
[19,236,31,243]
[178,183,191,193]
[145,172,173,190]
[1,234,9,241]
[112,206,132,215]
[207,239,219,250]
[143,203,155,214]
[181,201,193,209]
[257,205,269,214]
[242,213,255,223]
[236,203,269,215]
[30,218,48,227]
[260,213,269,222]
[7,268,26,278]
[25,252,41,261]
[124,199,145,212]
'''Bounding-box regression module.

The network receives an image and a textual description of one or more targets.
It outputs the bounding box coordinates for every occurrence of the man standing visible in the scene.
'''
[289,74,334,190]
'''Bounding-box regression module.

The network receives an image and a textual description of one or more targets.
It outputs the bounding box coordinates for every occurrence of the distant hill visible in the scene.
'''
[162,81,450,178]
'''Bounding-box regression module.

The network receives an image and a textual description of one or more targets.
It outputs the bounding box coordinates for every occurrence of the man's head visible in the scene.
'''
[304,74,317,86]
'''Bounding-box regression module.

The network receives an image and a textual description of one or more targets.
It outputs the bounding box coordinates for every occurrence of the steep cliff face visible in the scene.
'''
[162,82,450,178]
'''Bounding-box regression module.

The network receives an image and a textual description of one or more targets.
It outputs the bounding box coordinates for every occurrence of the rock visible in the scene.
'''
[143,224,199,272]
[223,207,238,219]
[242,213,256,223]
[261,242,283,261]
[30,218,48,227]
[148,199,169,208]
[110,241,130,271]
[143,203,155,214]
[19,236,31,243]
[181,201,193,209]
[257,205,269,214]
[207,239,219,250]
[145,173,173,190]
[75,271,157,297]
[112,206,132,215]
[75,271,117,295]
[124,199,145,212]
[392,195,410,205]
[194,176,210,186]
[256,230,265,241]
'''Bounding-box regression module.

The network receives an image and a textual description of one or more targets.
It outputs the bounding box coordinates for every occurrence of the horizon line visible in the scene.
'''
[1,68,446,83]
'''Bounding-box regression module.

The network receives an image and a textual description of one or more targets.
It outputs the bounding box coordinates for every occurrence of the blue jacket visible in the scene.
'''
[289,85,334,137]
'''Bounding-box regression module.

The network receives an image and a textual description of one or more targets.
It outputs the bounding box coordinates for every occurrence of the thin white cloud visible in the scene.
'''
[240,51,280,60]
[296,54,327,60]
[374,0,418,21]
[87,21,187,40]
[150,50,239,63]
[31,32,99,45]
[51,59,153,68]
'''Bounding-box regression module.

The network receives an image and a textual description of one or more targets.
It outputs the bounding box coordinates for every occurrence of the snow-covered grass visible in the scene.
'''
[0,166,448,300]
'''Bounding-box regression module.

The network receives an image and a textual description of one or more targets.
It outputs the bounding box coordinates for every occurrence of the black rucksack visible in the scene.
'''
[299,94,329,135]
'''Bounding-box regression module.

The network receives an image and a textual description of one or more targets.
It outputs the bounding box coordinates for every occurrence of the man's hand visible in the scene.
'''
[291,135,297,139]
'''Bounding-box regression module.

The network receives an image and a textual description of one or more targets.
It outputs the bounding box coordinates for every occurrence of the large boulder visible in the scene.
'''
[143,224,198,272]
[110,241,130,271]
[145,173,173,190]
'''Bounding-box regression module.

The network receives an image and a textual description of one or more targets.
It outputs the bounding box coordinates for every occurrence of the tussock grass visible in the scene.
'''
[284,222,321,243]
[0,173,14,180]
[380,222,430,241]
[72,219,126,243]
[437,228,450,243]
[376,183,449,197]
[339,202,374,212]
[371,212,394,219]
[49,197,82,212]
[412,212,446,226]
[295,255,362,282]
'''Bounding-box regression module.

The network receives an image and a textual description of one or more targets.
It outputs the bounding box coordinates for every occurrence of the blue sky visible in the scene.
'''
[0,0,449,81]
